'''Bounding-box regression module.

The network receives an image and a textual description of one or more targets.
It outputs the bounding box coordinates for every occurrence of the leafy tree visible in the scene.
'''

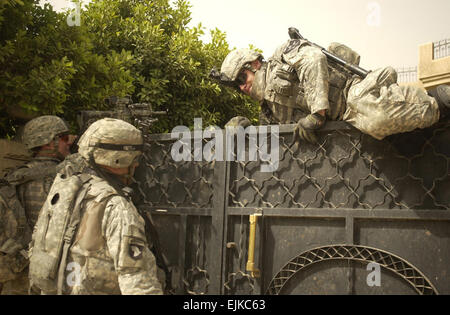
[0,0,137,137]
[82,0,259,133]
[0,0,259,137]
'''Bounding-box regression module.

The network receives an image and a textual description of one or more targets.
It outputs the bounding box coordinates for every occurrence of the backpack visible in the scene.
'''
[29,163,173,294]
[28,165,93,294]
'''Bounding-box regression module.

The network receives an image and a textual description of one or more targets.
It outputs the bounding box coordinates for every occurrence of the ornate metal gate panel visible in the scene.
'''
[135,133,227,294]
[266,244,438,295]
[137,121,450,294]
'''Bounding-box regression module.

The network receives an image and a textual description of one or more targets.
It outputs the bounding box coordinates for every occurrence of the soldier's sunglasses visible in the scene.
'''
[59,134,69,142]
[236,71,247,86]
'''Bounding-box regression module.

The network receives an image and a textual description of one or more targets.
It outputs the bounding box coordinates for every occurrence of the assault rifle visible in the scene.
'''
[288,27,370,78]
[77,96,167,136]
[209,27,371,91]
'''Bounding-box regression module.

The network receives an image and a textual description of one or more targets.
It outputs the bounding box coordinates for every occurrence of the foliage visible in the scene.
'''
[0,0,135,137]
[0,0,259,137]
[82,0,259,133]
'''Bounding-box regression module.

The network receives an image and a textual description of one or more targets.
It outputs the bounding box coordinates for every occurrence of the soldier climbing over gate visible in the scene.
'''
[212,28,450,143]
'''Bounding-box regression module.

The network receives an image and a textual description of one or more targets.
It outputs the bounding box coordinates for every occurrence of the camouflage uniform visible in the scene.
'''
[64,172,162,295]
[14,157,61,227]
[221,40,440,140]
[0,157,59,295]
[344,67,439,140]
[0,116,69,295]
[33,118,162,295]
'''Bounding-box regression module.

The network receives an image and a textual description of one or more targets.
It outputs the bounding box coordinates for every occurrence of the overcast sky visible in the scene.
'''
[44,0,450,69]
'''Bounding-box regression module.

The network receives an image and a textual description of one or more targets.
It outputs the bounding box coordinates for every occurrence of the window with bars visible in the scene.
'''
[433,39,450,59]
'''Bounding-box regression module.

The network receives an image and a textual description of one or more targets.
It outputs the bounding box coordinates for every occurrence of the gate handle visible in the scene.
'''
[246,214,261,278]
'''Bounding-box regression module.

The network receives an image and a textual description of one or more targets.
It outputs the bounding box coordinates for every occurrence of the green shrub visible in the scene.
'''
[0,0,259,137]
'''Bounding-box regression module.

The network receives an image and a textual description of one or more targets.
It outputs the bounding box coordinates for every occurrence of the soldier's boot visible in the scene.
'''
[428,85,450,120]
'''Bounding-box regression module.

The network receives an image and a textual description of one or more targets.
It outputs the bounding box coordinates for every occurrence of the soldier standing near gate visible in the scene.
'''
[29,118,163,295]
[0,115,73,294]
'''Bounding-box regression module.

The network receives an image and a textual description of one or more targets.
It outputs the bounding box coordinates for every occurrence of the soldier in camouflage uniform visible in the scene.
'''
[0,115,72,294]
[219,39,450,143]
[36,118,162,295]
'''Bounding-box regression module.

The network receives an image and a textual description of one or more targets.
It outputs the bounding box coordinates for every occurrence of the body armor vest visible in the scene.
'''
[260,40,358,124]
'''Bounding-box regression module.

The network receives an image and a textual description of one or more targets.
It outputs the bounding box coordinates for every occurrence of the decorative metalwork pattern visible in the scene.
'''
[183,215,210,295]
[133,138,214,294]
[229,121,450,210]
[266,244,439,295]
[223,215,255,295]
[135,138,215,208]
[135,121,449,295]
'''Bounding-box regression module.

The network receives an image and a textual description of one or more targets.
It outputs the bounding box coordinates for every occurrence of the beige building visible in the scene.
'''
[418,39,450,89]
[398,38,450,90]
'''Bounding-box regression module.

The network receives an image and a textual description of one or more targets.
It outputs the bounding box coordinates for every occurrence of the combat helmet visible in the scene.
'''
[220,49,263,81]
[22,115,70,150]
[78,118,143,168]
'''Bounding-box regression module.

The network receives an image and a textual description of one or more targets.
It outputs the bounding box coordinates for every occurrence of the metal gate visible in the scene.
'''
[135,121,450,295]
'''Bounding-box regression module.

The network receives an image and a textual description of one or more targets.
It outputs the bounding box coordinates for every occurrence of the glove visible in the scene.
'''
[293,113,325,144]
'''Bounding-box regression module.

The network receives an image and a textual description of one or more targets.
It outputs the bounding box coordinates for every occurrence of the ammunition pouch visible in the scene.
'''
[265,62,298,110]
[275,63,297,81]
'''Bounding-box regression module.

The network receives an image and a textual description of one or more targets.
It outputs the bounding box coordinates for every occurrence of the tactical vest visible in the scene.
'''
[262,40,359,124]
[29,160,130,294]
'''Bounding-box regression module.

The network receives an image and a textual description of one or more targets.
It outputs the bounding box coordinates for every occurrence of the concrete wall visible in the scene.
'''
[0,139,31,177]
[418,42,450,90]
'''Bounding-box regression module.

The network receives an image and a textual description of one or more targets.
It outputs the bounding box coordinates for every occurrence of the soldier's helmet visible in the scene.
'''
[220,49,263,81]
[78,118,143,168]
[22,115,70,150]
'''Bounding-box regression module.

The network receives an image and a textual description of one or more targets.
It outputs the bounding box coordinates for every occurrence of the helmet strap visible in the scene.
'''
[89,158,129,193]
[88,154,135,187]
[249,64,267,101]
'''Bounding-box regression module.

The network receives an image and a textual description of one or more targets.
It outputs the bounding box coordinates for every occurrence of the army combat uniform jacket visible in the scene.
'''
[0,156,59,295]
[61,171,162,295]
[259,39,440,140]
